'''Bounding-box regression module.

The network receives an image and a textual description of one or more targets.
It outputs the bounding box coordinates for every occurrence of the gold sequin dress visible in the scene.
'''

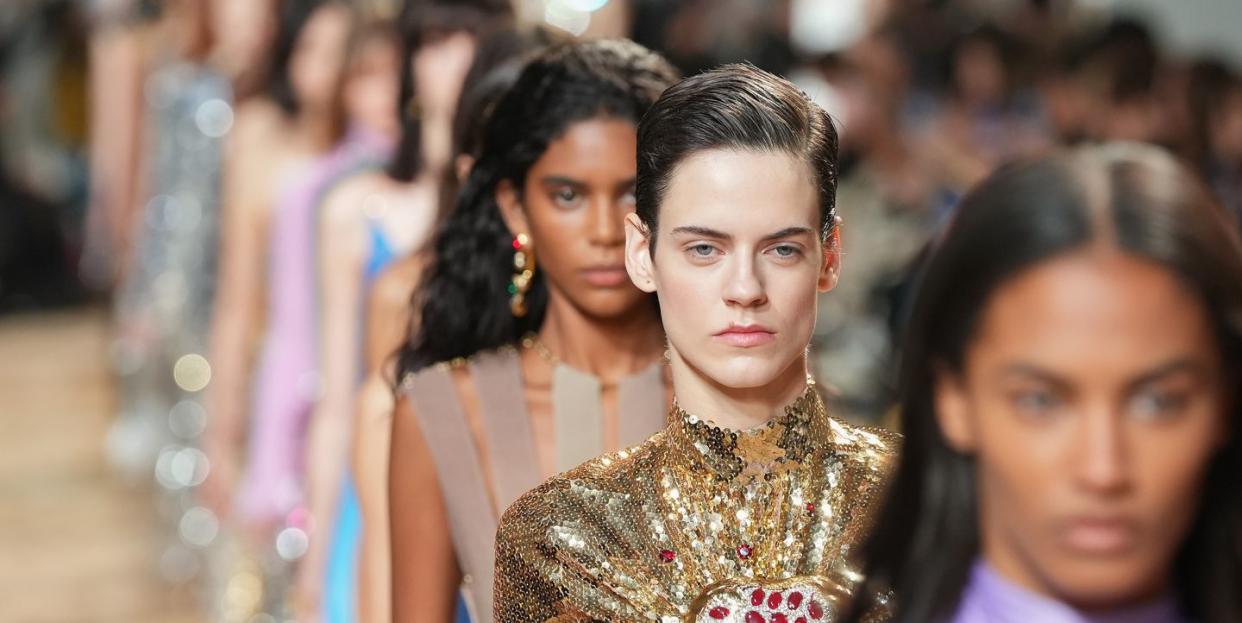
[494,382,899,623]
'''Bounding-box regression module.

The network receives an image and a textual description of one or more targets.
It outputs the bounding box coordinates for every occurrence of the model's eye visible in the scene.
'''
[551,187,581,208]
[691,244,717,257]
[1009,387,1063,421]
[770,244,802,259]
[1130,388,1190,422]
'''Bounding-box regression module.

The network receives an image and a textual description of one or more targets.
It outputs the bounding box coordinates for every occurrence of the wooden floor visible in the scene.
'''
[0,308,203,623]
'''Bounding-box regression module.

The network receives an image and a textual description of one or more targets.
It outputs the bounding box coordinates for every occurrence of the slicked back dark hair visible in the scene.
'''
[634,63,840,249]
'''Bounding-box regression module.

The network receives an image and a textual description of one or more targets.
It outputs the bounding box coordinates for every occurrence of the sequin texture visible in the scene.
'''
[494,382,899,622]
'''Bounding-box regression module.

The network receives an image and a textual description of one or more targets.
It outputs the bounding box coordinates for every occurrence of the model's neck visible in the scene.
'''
[290,107,337,153]
[537,293,663,383]
[669,349,810,431]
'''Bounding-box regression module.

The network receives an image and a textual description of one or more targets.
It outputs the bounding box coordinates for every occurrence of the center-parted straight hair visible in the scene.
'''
[847,143,1242,623]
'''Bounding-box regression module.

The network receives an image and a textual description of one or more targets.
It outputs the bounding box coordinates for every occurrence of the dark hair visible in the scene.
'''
[433,26,564,223]
[634,63,839,249]
[395,39,678,378]
[268,0,349,116]
[387,0,513,181]
[849,143,1242,623]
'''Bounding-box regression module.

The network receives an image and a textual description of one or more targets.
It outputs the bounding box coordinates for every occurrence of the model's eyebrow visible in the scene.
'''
[667,226,816,241]
[539,175,585,187]
[1001,363,1073,391]
[760,226,815,241]
[1124,359,1208,391]
[669,225,730,240]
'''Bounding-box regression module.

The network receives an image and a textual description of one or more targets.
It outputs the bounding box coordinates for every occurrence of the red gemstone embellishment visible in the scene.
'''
[808,600,824,620]
[745,611,764,623]
[737,544,753,559]
[767,591,783,609]
[658,549,675,563]
[750,589,765,606]
[805,502,816,514]
[771,614,788,623]
[795,618,808,623]
[709,606,730,620]
[788,591,804,609]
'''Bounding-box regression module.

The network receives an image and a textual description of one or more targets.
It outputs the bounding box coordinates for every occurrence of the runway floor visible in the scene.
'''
[0,308,202,623]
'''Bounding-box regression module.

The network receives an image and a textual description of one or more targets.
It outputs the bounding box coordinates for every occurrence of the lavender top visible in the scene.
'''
[949,560,1186,623]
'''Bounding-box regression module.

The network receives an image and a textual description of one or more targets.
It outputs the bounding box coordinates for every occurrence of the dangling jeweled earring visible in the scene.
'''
[509,233,536,317]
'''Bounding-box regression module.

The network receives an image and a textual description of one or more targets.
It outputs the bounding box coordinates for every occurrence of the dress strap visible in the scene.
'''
[617,361,668,447]
[552,364,604,473]
[470,350,542,512]
[403,365,499,622]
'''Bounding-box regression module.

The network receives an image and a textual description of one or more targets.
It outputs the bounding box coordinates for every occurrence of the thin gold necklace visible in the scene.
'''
[520,332,559,365]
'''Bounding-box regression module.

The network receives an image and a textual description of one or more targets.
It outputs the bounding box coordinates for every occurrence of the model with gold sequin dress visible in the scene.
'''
[496,379,896,623]
[494,64,900,622]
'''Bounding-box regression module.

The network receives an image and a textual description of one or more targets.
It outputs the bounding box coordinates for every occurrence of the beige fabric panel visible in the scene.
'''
[470,350,542,513]
[617,362,668,447]
[403,366,498,623]
[551,364,604,473]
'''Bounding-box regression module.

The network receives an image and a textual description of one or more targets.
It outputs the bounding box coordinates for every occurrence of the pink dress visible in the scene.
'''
[236,128,389,523]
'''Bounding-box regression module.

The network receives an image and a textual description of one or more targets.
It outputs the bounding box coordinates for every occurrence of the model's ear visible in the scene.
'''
[454,154,476,183]
[935,364,978,454]
[624,213,657,293]
[496,179,529,240]
[817,216,842,293]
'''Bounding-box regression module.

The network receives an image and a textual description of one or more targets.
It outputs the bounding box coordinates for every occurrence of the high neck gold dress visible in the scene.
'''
[494,382,899,622]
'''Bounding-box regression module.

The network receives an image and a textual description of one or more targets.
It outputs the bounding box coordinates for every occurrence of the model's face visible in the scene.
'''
[213,0,276,70]
[498,117,651,320]
[626,149,838,389]
[344,34,401,138]
[936,249,1228,609]
[414,30,476,116]
[289,4,351,113]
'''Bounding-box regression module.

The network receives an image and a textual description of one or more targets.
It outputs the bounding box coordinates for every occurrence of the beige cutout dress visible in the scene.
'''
[402,346,668,623]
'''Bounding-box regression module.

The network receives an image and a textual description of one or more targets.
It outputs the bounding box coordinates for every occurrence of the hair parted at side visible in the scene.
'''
[394,39,679,380]
[635,62,840,247]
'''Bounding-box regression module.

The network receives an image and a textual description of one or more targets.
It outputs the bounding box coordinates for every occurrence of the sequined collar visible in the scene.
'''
[668,382,833,483]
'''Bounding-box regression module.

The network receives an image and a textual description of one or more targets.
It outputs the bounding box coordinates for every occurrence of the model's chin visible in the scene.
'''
[1041,558,1167,611]
[695,354,791,391]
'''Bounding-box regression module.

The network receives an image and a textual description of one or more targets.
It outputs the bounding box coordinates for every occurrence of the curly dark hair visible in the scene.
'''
[396,39,679,379]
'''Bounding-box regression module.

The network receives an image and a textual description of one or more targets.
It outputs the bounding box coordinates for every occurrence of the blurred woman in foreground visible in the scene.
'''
[851,143,1242,623]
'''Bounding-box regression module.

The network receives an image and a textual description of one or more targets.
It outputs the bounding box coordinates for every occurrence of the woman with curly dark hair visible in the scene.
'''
[388,39,679,623]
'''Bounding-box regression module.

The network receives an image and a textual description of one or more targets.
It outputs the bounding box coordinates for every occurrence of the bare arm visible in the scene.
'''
[363,251,430,375]
[299,178,370,615]
[86,21,145,283]
[390,395,461,623]
[200,100,277,518]
[353,370,395,623]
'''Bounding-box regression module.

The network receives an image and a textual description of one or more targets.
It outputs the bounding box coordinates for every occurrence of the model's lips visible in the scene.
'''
[1058,515,1139,556]
[712,324,777,348]
[581,266,630,288]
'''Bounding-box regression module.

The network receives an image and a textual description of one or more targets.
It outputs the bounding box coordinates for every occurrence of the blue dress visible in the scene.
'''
[321,216,394,623]
[320,217,472,622]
